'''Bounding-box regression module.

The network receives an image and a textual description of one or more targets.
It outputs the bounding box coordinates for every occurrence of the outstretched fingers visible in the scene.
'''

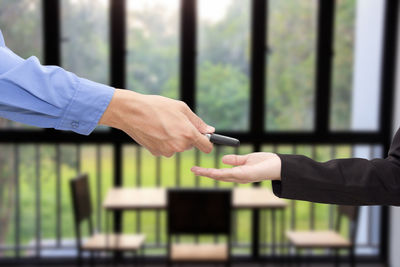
[191,166,246,182]
[222,154,248,166]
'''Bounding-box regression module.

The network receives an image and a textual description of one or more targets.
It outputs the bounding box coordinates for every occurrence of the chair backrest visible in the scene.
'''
[167,188,232,236]
[338,205,359,222]
[336,205,359,244]
[70,174,93,248]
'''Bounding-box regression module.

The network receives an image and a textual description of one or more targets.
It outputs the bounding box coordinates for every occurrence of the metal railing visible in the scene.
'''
[0,143,381,260]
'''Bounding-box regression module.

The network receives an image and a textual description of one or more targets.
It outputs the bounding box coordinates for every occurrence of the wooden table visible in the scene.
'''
[232,187,287,259]
[103,187,286,209]
[103,187,287,259]
[103,187,166,210]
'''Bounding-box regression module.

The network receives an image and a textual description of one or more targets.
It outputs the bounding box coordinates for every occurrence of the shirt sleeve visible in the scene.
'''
[271,128,400,206]
[0,30,115,135]
[0,31,5,47]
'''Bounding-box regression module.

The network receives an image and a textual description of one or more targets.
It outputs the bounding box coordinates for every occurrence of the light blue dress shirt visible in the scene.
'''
[0,30,115,135]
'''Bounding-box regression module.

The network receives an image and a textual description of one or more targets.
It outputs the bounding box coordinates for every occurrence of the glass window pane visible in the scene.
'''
[0,0,42,59]
[197,0,250,131]
[126,0,179,99]
[330,0,385,131]
[61,0,109,85]
[266,0,317,131]
[0,0,42,129]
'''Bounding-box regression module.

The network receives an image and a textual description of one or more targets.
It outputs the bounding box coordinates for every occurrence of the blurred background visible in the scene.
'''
[0,0,399,266]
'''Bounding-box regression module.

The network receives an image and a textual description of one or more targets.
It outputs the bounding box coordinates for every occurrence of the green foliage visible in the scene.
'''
[330,0,356,130]
[126,1,179,98]
[0,0,42,59]
[0,0,357,255]
[61,0,110,84]
[197,62,249,130]
[198,0,250,75]
[266,0,317,131]
[197,0,250,130]
[0,0,355,131]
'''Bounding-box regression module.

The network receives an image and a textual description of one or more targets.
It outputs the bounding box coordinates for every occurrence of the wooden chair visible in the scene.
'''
[167,188,232,266]
[70,174,145,266]
[286,205,359,267]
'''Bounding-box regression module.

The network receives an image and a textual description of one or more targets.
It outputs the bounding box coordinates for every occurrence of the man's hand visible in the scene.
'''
[191,152,281,184]
[99,89,214,157]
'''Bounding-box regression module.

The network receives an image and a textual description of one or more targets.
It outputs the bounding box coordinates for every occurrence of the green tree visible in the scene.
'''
[126,1,179,98]
[197,0,250,130]
[331,0,356,130]
[61,0,109,84]
[266,0,317,131]
[197,62,249,130]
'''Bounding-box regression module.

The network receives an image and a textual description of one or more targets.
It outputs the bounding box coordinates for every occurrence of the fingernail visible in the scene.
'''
[206,126,215,133]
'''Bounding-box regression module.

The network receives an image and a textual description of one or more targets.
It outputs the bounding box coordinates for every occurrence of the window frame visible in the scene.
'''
[0,0,397,264]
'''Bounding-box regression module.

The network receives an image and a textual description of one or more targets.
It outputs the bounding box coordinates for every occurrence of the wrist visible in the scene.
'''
[264,153,282,181]
[272,153,282,181]
[99,89,138,130]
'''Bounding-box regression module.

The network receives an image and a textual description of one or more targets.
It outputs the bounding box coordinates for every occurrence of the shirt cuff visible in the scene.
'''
[56,78,115,135]
[0,30,5,47]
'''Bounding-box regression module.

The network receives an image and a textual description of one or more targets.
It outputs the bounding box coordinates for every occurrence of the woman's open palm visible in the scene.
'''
[191,152,281,184]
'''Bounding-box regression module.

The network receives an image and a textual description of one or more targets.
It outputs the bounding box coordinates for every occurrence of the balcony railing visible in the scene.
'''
[0,143,381,260]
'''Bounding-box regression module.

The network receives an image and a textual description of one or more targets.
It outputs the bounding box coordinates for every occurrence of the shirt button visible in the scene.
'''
[71,121,79,129]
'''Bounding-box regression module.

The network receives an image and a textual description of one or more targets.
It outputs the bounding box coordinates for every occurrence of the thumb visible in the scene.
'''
[184,107,215,134]
[222,154,248,166]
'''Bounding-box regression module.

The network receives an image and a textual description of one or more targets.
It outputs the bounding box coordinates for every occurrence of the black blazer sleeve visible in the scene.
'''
[272,128,400,206]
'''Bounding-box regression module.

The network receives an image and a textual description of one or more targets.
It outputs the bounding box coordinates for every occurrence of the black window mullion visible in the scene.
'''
[14,144,20,259]
[96,145,102,231]
[35,145,41,258]
[180,0,196,110]
[55,144,61,247]
[110,0,126,90]
[250,0,267,260]
[42,0,61,140]
[378,0,399,264]
[43,0,61,66]
[109,0,125,186]
[315,0,335,135]
[250,0,267,139]
[379,0,399,154]
[110,1,125,259]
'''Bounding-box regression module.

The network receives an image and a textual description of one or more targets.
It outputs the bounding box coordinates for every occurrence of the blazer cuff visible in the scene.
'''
[272,154,305,199]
